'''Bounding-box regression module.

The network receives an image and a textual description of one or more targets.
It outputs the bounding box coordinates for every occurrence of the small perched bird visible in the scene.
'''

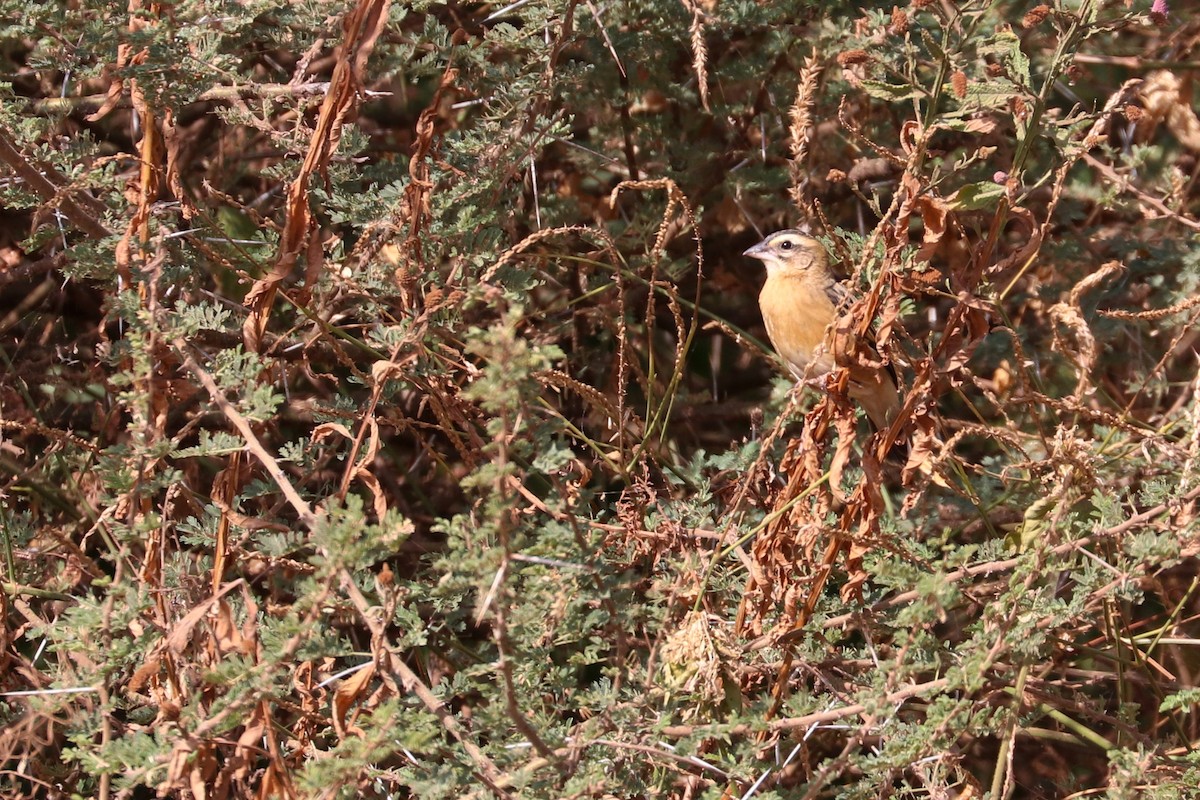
[743,229,900,432]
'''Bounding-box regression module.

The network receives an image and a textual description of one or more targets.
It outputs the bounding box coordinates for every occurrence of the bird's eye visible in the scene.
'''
[779,239,793,250]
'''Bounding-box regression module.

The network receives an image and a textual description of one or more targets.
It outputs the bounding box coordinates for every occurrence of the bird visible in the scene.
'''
[743,229,900,433]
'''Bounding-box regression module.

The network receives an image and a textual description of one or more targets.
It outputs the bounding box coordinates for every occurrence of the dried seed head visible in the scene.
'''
[827,168,848,183]
[1021,4,1052,28]
[889,6,909,35]
[1122,103,1144,122]
[424,286,445,309]
[912,0,936,8]
[836,49,872,67]
[951,70,968,99]
[986,62,1005,77]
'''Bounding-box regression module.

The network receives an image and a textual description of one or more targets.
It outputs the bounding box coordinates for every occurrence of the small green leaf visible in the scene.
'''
[949,181,1006,210]
[962,78,1018,110]
[1160,688,1200,713]
[861,80,920,102]
[997,29,1030,86]
[920,28,946,63]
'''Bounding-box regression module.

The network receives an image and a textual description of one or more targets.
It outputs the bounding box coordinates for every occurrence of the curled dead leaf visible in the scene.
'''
[333,661,376,739]
[1138,70,1200,151]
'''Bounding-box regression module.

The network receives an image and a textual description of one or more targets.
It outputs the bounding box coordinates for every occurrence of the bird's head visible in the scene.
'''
[742,229,828,277]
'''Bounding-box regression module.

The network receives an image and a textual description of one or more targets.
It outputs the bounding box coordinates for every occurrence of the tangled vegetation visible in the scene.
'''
[2,0,1199,797]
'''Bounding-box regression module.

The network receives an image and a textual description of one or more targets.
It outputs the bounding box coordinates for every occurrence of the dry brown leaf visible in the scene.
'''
[211,600,248,656]
[160,738,195,797]
[86,40,139,122]
[894,171,951,264]
[962,117,998,134]
[164,580,244,656]
[189,743,218,800]
[333,661,376,739]
[258,760,292,800]
[899,119,923,157]
[312,422,354,443]
[315,417,388,519]
[359,460,388,520]
[903,416,948,488]
[839,533,871,603]
[827,407,857,506]
[1138,70,1200,152]
[985,205,1039,279]
[229,704,273,796]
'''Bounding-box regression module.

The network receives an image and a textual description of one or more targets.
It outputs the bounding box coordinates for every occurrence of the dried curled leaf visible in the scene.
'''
[1137,70,1200,152]
[1048,261,1124,400]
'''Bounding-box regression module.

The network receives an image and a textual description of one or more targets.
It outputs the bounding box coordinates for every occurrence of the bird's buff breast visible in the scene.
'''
[758,274,838,380]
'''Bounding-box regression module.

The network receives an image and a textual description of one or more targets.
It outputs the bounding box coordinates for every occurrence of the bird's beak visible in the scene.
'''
[743,240,769,259]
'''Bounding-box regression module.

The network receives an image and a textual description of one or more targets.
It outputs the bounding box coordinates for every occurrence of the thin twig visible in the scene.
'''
[176,340,317,529]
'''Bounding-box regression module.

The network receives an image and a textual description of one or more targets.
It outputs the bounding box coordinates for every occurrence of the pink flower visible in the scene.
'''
[1151,0,1169,24]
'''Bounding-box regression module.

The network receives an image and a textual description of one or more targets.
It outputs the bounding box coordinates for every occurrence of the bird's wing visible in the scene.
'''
[824,278,853,311]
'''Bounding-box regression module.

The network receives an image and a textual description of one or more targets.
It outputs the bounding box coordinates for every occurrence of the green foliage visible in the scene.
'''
[2,0,1199,797]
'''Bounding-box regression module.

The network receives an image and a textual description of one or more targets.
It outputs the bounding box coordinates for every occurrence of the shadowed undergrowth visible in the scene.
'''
[1,0,1199,797]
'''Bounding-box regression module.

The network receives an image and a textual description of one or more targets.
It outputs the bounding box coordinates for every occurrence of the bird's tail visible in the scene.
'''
[849,370,900,434]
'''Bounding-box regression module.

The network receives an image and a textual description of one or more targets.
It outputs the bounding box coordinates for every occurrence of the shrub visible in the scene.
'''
[1,0,1198,797]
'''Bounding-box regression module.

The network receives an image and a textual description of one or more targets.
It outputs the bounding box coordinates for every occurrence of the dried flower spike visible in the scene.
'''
[951,70,968,99]
[1022,4,1052,28]
[889,6,909,35]
[836,49,872,67]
